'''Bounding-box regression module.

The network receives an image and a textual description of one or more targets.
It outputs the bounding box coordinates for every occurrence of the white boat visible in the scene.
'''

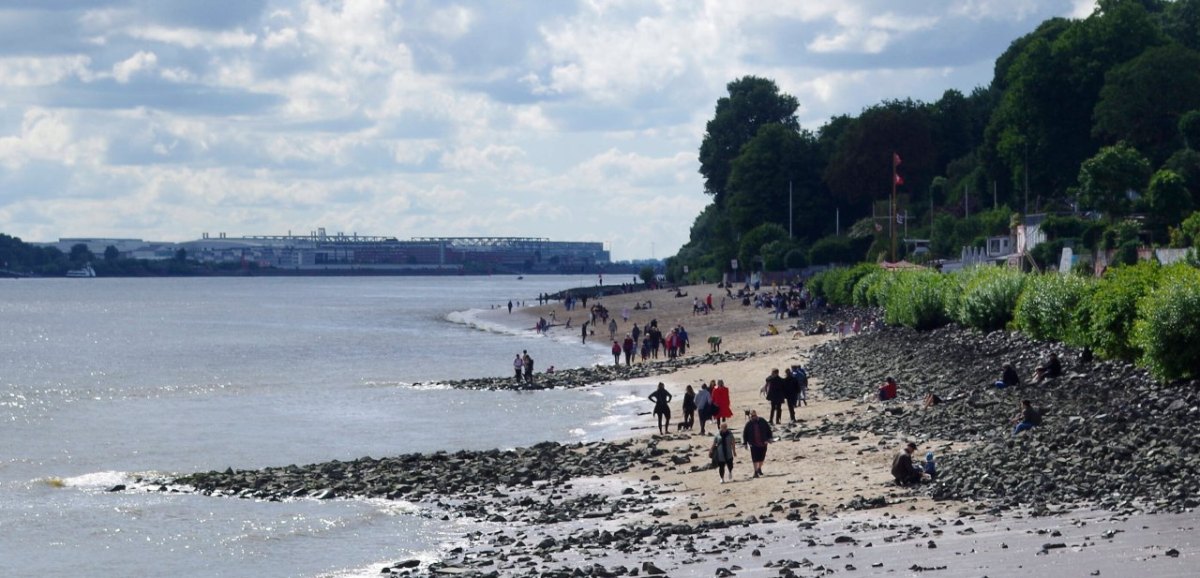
[66,264,96,278]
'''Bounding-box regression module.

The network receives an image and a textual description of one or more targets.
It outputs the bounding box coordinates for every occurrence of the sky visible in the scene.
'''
[0,0,1094,261]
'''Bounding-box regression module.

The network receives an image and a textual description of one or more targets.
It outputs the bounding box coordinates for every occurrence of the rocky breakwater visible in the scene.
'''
[806,325,1200,513]
[417,351,755,391]
[163,439,700,524]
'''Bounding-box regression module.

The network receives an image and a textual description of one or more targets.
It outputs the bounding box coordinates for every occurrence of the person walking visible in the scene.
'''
[783,367,800,421]
[611,340,621,366]
[711,379,733,425]
[742,409,773,478]
[513,354,523,381]
[608,318,618,341]
[695,383,713,434]
[710,422,737,483]
[622,334,635,366]
[648,382,673,435]
[761,368,786,425]
[681,385,697,431]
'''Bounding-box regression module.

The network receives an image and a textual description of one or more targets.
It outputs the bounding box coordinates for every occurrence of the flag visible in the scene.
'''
[895,174,904,186]
[893,152,901,167]
[896,214,905,225]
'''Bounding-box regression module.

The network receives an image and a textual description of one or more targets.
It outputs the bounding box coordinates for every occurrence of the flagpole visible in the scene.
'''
[891,152,897,262]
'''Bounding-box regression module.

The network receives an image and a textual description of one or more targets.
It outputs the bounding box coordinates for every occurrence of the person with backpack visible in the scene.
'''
[792,365,809,407]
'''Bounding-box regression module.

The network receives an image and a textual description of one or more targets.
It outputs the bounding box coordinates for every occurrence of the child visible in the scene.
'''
[923,451,938,481]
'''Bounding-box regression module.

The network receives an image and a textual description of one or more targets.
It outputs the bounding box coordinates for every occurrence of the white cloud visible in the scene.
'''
[0,0,1084,260]
[125,25,257,49]
[0,108,107,170]
[0,56,92,87]
[112,51,158,83]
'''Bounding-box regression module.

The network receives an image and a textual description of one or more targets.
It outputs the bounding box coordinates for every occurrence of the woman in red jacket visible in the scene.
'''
[711,379,733,424]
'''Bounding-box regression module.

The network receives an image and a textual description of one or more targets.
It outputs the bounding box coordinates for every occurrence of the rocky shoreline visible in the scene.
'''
[807,324,1200,513]
[415,351,755,390]
[140,300,1200,577]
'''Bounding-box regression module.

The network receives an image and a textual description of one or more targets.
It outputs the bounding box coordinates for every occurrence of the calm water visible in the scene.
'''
[0,276,651,577]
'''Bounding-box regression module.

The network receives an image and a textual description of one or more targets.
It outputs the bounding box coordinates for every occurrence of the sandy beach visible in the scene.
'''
[163,281,1199,577]
[460,283,1200,577]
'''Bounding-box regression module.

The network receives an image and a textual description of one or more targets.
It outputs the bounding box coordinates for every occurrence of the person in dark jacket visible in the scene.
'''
[1012,399,1042,436]
[761,369,786,425]
[742,410,773,478]
[783,368,801,421]
[680,385,697,431]
[1034,352,1062,383]
[891,442,925,485]
[995,362,1021,388]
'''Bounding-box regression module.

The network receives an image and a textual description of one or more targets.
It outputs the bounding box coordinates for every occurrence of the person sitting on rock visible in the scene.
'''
[995,362,1021,388]
[1012,399,1042,436]
[923,391,942,407]
[891,442,927,485]
[877,376,898,401]
[1033,352,1062,383]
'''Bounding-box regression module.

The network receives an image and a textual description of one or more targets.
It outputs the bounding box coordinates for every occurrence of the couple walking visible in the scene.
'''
[709,409,772,482]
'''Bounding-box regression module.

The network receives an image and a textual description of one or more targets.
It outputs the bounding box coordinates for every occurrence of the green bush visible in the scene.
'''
[1132,264,1200,381]
[884,270,953,330]
[852,269,897,307]
[952,266,1025,332]
[1086,261,1162,361]
[809,263,879,306]
[1014,273,1094,344]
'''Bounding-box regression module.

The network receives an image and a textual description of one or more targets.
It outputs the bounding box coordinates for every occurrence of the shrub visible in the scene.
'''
[852,269,896,307]
[1014,273,1094,344]
[1132,264,1200,381]
[1086,261,1161,361]
[884,270,952,330]
[952,266,1025,332]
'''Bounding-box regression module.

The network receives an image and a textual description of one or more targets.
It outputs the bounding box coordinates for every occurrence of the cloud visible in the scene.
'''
[0,0,1089,260]
[112,50,157,83]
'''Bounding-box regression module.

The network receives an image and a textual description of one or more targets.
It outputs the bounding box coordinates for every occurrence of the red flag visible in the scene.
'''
[893,152,901,167]
[895,174,904,186]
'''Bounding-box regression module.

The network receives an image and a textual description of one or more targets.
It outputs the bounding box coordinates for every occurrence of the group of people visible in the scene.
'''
[759,366,809,424]
[708,410,774,482]
[648,380,734,436]
[512,351,535,384]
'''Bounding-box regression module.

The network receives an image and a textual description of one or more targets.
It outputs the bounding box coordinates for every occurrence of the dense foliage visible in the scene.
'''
[1132,264,1200,380]
[1013,273,1093,344]
[817,257,1200,381]
[671,0,1200,283]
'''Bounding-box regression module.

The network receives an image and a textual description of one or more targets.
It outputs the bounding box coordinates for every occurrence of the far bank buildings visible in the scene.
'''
[42,228,611,273]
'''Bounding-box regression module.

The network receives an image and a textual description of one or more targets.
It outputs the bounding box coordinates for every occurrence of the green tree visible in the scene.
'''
[985,3,1163,205]
[1180,110,1200,149]
[69,243,94,264]
[698,76,800,207]
[726,124,830,243]
[174,247,188,262]
[1077,142,1151,217]
[823,99,935,224]
[638,266,656,286]
[1164,0,1200,51]
[104,245,120,263]
[737,223,789,274]
[1146,169,1193,237]
[1093,45,1200,165]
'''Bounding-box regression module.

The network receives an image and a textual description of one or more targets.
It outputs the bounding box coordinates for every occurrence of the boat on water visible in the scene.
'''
[516,275,524,280]
[66,264,96,278]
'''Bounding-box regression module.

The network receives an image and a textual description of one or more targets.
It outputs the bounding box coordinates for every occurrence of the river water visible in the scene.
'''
[0,276,649,577]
